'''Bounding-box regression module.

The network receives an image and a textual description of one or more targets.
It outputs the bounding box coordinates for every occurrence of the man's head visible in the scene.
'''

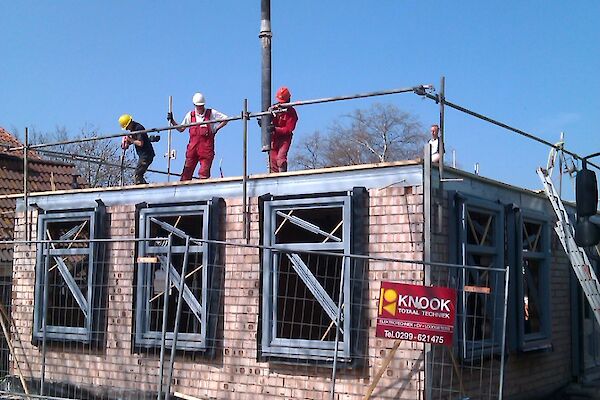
[275,86,291,103]
[119,114,133,131]
[193,92,206,112]
[430,124,439,139]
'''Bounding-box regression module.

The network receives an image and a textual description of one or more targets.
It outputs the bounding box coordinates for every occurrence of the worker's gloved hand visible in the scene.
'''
[121,136,129,150]
[167,112,174,123]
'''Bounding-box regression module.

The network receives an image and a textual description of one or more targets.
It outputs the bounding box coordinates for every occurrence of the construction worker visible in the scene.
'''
[167,93,228,180]
[429,124,443,163]
[118,114,156,185]
[268,86,298,173]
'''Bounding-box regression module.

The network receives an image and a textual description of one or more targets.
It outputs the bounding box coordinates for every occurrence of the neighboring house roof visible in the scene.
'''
[0,127,87,263]
[0,129,41,159]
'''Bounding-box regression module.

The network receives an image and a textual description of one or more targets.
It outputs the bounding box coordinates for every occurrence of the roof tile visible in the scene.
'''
[0,128,90,264]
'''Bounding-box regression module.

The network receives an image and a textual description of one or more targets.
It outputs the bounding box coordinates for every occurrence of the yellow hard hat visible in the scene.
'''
[119,114,133,130]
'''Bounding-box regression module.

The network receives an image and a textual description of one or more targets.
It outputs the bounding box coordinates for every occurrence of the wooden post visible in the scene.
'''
[363,340,401,400]
[0,303,29,395]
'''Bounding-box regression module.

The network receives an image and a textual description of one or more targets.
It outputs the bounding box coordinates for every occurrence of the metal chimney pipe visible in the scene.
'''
[259,0,272,165]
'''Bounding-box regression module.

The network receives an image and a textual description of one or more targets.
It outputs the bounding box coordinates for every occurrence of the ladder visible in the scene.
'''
[537,168,600,327]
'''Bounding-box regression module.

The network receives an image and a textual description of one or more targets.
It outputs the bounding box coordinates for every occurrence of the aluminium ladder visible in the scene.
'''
[537,168,600,327]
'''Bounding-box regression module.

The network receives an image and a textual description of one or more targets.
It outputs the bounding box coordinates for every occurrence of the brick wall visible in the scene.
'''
[9,185,426,399]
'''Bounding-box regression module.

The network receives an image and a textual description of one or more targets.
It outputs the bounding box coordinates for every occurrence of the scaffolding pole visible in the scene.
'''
[23,127,29,242]
[120,147,126,186]
[422,92,600,171]
[8,116,244,152]
[7,83,597,179]
[0,236,504,273]
[167,96,173,182]
[329,255,346,400]
[10,84,434,206]
[243,99,250,242]
[280,85,432,109]
[36,148,182,177]
[40,242,50,396]
[165,237,191,400]
[9,82,457,202]
[439,76,445,180]
[157,235,173,400]
[9,85,432,155]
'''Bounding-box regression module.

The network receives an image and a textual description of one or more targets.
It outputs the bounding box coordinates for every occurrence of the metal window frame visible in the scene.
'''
[517,210,552,351]
[135,204,210,351]
[261,195,353,362]
[456,195,506,360]
[33,210,97,343]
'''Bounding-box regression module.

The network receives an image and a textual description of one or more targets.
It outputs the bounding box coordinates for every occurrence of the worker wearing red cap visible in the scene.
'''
[268,86,298,173]
[168,92,228,180]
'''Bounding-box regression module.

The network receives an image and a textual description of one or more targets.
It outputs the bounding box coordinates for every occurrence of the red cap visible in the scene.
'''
[276,86,291,103]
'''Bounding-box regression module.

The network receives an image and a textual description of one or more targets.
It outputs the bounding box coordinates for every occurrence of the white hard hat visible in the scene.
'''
[192,92,205,106]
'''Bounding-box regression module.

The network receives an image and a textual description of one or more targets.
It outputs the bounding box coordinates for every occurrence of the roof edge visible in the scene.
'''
[4,159,423,199]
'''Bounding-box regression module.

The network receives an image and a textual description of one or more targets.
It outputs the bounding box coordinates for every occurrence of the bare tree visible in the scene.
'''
[292,130,328,170]
[291,103,428,170]
[19,125,137,187]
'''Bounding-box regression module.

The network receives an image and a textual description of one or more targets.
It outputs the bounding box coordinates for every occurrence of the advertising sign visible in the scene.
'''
[376,282,456,346]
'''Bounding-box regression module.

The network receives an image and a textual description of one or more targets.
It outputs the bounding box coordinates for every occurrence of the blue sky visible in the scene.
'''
[1,1,598,198]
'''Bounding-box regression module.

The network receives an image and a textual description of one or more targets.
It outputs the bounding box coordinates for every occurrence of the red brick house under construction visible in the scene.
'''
[4,159,600,399]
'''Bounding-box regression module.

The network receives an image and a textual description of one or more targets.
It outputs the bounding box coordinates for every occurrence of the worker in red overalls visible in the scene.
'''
[268,86,298,173]
[168,92,228,180]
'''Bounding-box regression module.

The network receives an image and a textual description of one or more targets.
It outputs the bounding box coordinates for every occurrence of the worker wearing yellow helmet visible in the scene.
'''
[118,114,156,185]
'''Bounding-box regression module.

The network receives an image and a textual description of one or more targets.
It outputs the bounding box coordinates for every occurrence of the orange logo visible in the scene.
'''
[379,287,398,316]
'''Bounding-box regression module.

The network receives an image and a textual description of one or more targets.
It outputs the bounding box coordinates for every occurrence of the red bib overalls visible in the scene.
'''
[270,106,298,173]
[181,109,214,180]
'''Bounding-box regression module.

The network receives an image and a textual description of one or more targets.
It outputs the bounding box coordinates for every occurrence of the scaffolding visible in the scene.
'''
[5,79,599,247]
[5,84,435,244]
[0,232,509,400]
[1,74,599,400]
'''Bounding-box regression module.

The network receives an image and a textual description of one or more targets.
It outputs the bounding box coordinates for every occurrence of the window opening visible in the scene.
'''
[148,253,203,333]
[517,214,550,350]
[467,209,496,246]
[34,208,104,343]
[45,219,90,326]
[523,220,543,253]
[275,206,343,244]
[277,252,344,341]
[455,198,505,360]
[261,194,355,362]
[135,203,214,351]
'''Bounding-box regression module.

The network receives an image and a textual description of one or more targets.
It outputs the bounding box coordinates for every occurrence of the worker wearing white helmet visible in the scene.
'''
[168,92,228,180]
